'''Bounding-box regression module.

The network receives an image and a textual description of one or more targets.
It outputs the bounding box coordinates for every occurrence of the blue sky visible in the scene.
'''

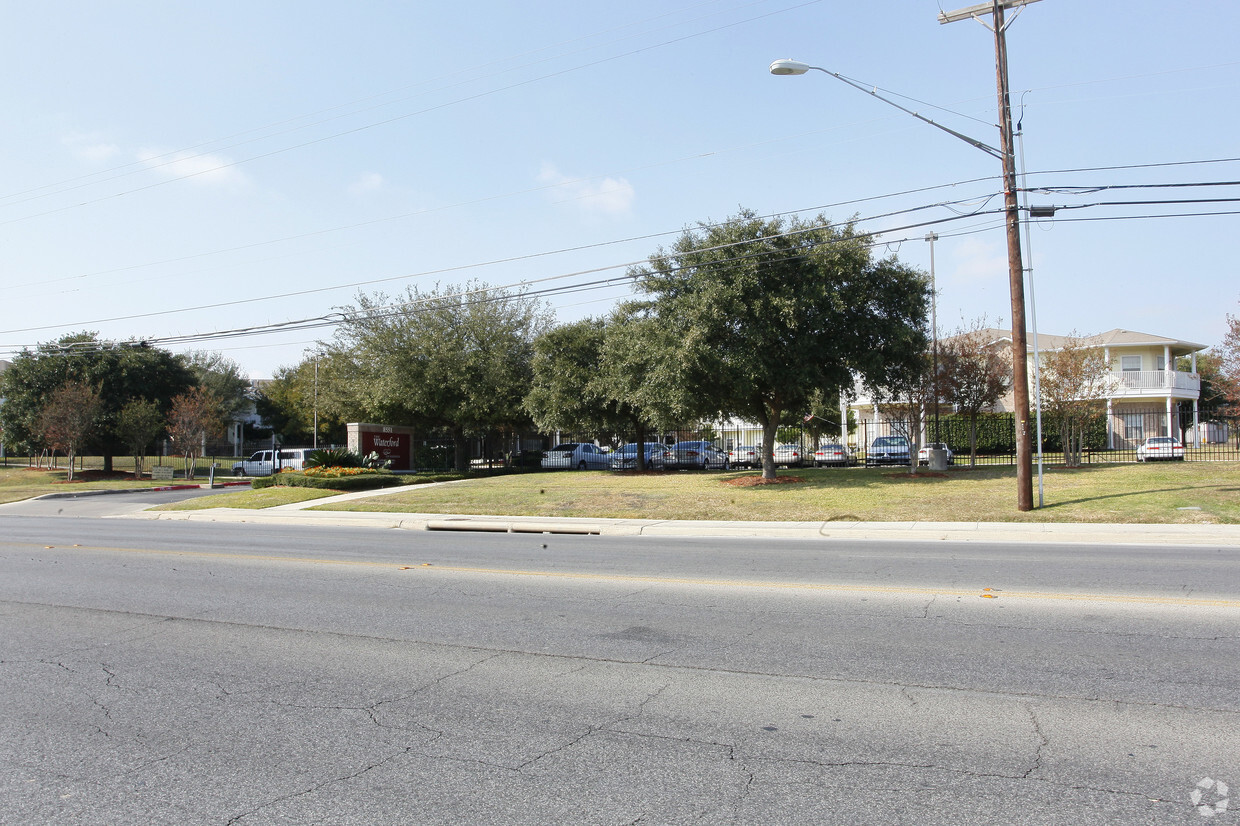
[3,1,1237,378]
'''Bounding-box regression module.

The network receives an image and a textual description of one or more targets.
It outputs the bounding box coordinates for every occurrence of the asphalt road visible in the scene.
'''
[1,496,1237,824]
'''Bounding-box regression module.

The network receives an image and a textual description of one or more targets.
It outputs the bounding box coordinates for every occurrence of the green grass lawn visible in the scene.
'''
[307,462,1240,524]
[154,486,341,510]
[5,461,1236,523]
[0,466,186,505]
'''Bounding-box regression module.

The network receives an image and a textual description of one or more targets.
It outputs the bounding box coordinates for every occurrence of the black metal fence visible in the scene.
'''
[854,407,1240,467]
[8,407,1237,474]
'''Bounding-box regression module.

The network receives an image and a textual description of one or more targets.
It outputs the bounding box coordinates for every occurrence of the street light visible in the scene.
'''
[769,0,1037,511]
[305,349,324,450]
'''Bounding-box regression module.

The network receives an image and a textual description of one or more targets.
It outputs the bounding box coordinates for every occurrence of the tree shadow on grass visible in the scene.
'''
[1040,484,1223,509]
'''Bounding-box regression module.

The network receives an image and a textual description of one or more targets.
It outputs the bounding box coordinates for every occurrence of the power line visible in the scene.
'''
[4,183,1237,354]
[0,191,1006,337]
[0,206,1028,355]
[4,164,1238,356]
[2,202,1230,360]
[13,154,1237,298]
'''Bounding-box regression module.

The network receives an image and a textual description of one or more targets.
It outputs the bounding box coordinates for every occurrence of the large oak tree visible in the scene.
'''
[326,283,552,472]
[628,209,929,479]
[0,333,195,471]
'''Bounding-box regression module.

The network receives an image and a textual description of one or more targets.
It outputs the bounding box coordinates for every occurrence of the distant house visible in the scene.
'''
[221,379,271,456]
[851,328,1210,449]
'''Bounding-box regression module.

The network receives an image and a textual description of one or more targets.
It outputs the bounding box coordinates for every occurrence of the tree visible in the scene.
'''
[167,387,224,480]
[116,398,165,480]
[38,381,103,482]
[1038,332,1113,468]
[182,350,252,421]
[939,320,1012,467]
[255,357,345,446]
[0,333,195,470]
[328,283,552,472]
[525,318,620,437]
[867,350,935,473]
[597,308,697,468]
[802,389,847,444]
[253,366,308,442]
[1179,351,1227,410]
[1219,311,1240,417]
[629,208,929,479]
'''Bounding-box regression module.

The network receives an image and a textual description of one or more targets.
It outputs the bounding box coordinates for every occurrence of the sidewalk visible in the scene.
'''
[122,482,1240,545]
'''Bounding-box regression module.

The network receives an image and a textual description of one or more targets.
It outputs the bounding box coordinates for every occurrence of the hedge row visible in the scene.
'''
[252,472,404,491]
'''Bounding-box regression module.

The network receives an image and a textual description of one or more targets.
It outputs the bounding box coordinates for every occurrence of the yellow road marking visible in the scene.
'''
[14,542,1240,608]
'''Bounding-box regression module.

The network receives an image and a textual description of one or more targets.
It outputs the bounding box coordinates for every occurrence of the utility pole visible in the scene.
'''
[926,232,940,445]
[940,0,1036,511]
[771,0,1039,509]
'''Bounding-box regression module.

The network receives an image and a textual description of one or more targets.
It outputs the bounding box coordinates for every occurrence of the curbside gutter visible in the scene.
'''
[124,507,1240,546]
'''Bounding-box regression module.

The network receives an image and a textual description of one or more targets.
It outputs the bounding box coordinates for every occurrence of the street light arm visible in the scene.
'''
[769,60,1005,160]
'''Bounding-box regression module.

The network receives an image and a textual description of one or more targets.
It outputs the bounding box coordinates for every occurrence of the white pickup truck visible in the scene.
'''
[231,448,310,477]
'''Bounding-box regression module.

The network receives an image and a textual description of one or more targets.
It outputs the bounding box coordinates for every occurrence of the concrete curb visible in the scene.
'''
[123,507,1240,546]
[36,481,251,500]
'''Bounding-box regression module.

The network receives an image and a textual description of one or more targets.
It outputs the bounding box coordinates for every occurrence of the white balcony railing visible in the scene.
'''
[1108,370,1199,396]
[848,369,1201,409]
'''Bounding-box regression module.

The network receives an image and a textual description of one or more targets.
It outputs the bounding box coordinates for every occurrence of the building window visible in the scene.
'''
[1121,356,1141,373]
[1156,355,1166,371]
[1123,413,1144,443]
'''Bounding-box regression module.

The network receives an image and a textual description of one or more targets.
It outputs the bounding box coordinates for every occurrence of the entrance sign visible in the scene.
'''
[347,423,414,470]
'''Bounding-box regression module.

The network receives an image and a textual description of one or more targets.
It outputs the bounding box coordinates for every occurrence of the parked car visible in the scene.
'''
[772,444,806,468]
[666,441,731,470]
[866,435,911,467]
[916,442,955,466]
[232,448,311,477]
[1136,436,1185,462]
[540,443,611,470]
[610,442,669,470]
[728,445,760,468]
[813,443,856,467]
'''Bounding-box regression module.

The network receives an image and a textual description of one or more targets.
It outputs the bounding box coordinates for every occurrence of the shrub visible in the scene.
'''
[257,469,403,491]
[304,448,362,469]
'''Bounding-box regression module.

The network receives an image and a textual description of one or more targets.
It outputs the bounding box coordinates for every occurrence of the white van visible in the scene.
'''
[231,448,311,477]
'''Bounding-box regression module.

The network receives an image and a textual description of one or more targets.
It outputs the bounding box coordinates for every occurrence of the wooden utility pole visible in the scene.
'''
[940,0,1037,511]
[993,1,1033,511]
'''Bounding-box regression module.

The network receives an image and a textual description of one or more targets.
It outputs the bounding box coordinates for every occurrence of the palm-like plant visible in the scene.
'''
[303,447,363,469]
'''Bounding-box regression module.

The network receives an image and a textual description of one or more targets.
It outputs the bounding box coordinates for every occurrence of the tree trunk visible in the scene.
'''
[103,452,114,473]
[634,421,647,471]
[66,449,76,482]
[761,419,778,480]
[1062,415,1078,468]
